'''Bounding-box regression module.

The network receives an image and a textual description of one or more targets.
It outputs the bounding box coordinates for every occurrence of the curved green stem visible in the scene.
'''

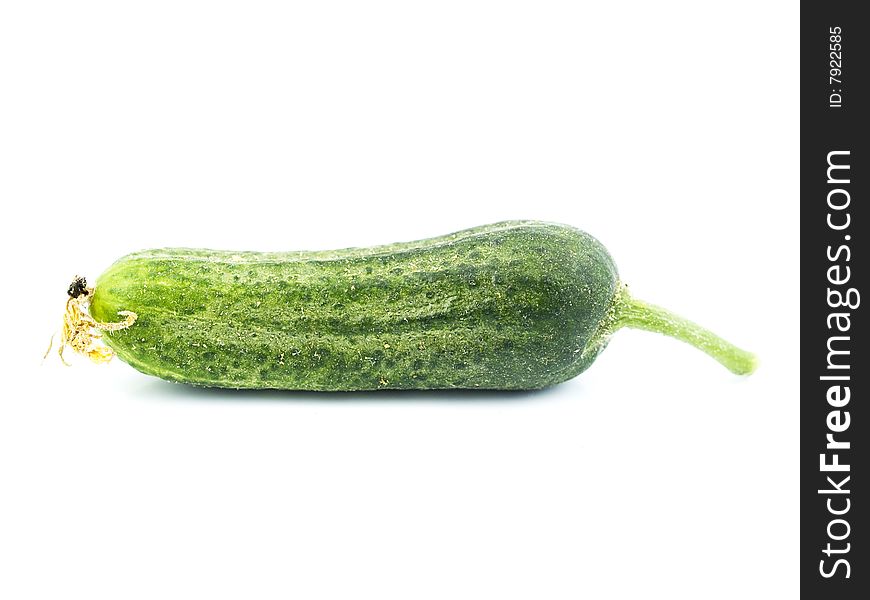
[612,288,757,375]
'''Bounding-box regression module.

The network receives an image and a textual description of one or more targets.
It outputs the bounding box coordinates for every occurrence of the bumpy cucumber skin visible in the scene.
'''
[90,221,619,390]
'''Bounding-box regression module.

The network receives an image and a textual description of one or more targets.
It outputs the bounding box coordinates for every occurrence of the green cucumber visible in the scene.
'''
[87,220,756,390]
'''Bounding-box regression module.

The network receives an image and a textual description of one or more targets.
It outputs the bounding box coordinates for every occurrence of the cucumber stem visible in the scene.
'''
[613,288,757,375]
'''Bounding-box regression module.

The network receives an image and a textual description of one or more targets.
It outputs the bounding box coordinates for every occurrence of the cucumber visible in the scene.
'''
[84,220,755,390]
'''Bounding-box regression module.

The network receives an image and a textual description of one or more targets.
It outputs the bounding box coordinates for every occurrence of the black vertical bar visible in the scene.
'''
[801,2,867,597]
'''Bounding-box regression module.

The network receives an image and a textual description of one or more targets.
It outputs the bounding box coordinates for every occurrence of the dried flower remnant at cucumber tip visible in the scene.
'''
[45,276,137,365]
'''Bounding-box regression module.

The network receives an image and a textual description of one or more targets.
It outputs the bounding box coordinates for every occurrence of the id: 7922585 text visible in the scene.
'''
[829,26,843,108]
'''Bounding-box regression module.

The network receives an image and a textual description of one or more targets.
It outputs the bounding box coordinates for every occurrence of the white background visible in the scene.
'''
[1,2,798,598]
